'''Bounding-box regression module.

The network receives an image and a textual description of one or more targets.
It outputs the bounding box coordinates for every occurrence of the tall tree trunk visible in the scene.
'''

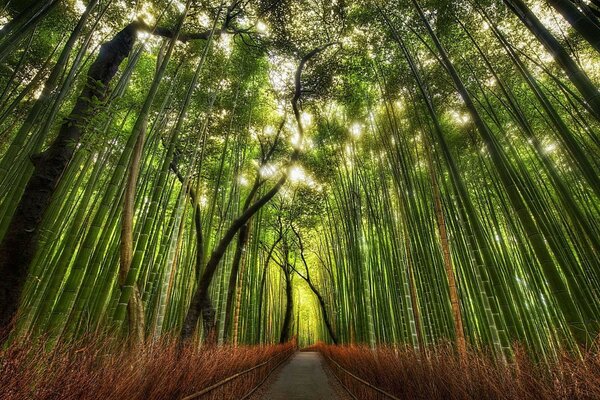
[0,23,138,332]
[256,263,268,344]
[180,175,288,340]
[279,264,293,344]
[114,4,190,341]
[405,232,425,354]
[180,43,338,341]
[0,0,97,182]
[224,223,250,341]
[232,243,248,346]
[256,235,282,343]
[424,137,466,359]
[304,277,337,344]
[119,130,146,344]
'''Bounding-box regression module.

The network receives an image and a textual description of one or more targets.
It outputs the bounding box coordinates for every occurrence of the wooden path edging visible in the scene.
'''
[324,354,401,400]
[181,348,295,400]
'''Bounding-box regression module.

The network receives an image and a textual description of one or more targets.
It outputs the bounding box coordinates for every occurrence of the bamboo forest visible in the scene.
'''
[0,0,599,398]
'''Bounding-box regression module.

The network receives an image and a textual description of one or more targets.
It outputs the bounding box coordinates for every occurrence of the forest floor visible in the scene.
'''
[251,351,350,400]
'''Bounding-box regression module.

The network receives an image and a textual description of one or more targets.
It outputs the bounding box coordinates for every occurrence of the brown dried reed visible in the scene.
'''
[0,334,294,400]
[315,341,600,400]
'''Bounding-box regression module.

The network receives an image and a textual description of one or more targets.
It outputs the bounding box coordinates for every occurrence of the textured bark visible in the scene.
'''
[279,262,293,344]
[180,174,287,340]
[224,223,250,341]
[0,23,138,331]
[0,0,97,180]
[128,286,145,344]
[424,140,466,359]
[181,288,216,344]
[299,270,337,344]
[232,242,248,346]
[256,264,268,343]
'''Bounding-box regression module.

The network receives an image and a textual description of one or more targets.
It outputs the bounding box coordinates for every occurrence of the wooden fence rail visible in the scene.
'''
[324,354,400,400]
[180,348,294,400]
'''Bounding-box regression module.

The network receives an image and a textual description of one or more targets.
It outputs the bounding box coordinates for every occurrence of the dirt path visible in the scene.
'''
[257,351,348,400]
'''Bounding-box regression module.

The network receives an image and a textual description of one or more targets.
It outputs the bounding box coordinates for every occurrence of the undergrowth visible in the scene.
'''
[315,341,600,399]
[0,334,294,400]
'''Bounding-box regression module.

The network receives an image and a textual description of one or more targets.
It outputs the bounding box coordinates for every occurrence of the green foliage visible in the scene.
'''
[0,0,598,359]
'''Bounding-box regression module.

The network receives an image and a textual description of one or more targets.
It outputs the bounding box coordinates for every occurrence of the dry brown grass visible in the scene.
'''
[314,342,600,400]
[0,334,294,400]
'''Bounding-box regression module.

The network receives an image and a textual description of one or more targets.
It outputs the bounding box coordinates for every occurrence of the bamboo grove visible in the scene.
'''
[0,0,598,362]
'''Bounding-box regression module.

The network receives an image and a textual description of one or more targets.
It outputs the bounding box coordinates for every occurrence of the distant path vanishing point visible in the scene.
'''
[259,351,346,400]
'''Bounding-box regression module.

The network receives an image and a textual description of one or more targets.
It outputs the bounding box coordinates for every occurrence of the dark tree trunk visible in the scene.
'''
[224,223,250,341]
[305,279,337,344]
[0,23,138,331]
[255,235,282,343]
[256,264,267,343]
[180,43,335,342]
[181,175,287,341]
[279,265,293,344]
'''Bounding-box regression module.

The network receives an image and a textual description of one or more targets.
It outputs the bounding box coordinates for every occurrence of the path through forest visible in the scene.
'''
[258,352,347,399]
